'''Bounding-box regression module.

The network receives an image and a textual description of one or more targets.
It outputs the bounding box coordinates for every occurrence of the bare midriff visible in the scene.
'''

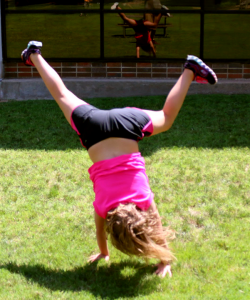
[87,138,139,163]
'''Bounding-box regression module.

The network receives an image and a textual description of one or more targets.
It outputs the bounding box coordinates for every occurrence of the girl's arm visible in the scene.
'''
[149,40,156,57]
[154,263,172,277]
[149,201,172,277]
[88,211,110,263]
[136,46,140,58]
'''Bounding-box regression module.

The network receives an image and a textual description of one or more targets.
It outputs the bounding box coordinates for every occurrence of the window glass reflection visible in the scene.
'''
[6,13,100,58]
[5,0,100,10]
[204,14,250,59]
[104,0,144,10]
[204,0,250,11]
[104,12,200,59]
[104,0,200,10]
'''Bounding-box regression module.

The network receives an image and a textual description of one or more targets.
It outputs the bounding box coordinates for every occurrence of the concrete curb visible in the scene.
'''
[1,78,250,100]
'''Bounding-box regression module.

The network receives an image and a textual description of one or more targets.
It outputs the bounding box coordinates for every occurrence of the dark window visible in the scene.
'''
[2,0,250,62]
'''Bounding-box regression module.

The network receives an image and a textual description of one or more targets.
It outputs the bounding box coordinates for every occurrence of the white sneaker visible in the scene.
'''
[111,2,119,10]
[161,5,171,17]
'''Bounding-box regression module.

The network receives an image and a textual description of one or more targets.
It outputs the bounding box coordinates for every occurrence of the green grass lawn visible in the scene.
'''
[0,94,250,299]
[5,3,250,60]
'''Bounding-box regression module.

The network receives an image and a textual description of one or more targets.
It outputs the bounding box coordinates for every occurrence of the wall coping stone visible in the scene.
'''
[1,78,250,101]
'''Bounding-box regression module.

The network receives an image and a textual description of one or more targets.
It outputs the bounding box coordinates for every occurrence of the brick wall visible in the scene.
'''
[4,61,250,79]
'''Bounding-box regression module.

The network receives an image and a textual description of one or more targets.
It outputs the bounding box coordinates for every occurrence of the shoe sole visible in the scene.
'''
[187,55,218,85]
[161,5,171,17]
[27,41,43,49]
[111,2,119,10]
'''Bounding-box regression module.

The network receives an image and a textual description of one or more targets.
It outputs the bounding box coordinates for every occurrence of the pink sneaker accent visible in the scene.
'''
[184,55,218,85]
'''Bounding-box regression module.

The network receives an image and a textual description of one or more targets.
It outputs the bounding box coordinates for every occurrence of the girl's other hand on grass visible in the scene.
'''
[154,263,172,278]
[88,253,110,263]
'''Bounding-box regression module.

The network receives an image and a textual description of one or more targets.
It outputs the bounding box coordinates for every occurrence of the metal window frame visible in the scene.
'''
[1,0,250,63]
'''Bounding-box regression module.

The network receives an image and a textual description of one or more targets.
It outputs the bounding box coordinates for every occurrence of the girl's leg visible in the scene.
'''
[116,6,137,26]
[143,69,194,135]
[143,13,162,29]
[143,56,217,135]
[30,53,87,124]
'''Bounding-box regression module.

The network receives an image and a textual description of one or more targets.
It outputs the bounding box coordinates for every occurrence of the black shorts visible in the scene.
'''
[71,104,153,150]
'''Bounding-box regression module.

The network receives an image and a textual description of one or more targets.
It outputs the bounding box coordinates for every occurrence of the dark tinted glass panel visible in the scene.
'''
[104,0,144,9]
[104,13,200,59]
[163,0,200,10]
[204,14,250,59]
[6,13,100,58]
[5,0,100,10]
[104,0,200,10]
[204,0,250,10]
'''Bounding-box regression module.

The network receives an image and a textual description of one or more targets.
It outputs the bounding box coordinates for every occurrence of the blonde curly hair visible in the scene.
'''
[106,203,175,264]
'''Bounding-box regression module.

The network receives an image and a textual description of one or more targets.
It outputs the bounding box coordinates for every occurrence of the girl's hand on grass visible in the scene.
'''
[154,263,172,278]
[88,253,110,263]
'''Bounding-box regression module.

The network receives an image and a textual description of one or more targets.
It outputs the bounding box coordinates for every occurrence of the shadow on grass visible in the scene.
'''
[1,260,161,298]
[0,94,250,153]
